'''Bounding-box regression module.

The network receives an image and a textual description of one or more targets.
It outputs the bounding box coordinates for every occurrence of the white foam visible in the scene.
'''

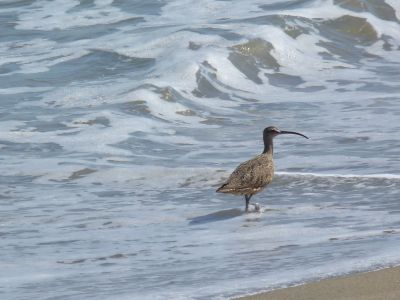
[158,0,264,24]
[0,111,164,157]
[15,0,135,30]
[0,38,89,75]
[124,88,204,124]
[386,0,400,20]
[277,171,400,180]
[0,87,52,94]
[207,50,265,94]
[280,0,400,42]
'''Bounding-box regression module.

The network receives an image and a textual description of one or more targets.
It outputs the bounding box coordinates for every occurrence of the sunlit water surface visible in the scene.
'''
[1,0,400,299]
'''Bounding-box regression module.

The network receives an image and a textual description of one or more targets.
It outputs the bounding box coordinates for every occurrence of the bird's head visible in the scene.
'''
[263,126,309,140]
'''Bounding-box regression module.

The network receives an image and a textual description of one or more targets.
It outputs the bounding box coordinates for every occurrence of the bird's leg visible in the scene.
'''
[245,195,261,213]
[245,195,252,212]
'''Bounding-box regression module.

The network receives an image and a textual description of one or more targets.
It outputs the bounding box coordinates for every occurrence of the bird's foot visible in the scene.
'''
[252,203,261,212]
[246,203,261,213]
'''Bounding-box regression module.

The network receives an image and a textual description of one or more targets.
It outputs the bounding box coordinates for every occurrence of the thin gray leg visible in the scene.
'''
[245,195,252,212]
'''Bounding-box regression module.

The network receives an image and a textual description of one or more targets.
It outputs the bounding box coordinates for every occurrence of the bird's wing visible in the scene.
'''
[218,155,274,193]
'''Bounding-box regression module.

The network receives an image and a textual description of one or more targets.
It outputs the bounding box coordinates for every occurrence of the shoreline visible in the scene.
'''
[234,266,400,300]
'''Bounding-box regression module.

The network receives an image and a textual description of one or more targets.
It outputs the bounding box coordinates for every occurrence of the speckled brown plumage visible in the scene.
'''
[217,126,308,212]
[217,152,274,196]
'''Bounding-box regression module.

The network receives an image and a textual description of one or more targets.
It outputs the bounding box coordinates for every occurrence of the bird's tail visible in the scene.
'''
[216,183,229,193]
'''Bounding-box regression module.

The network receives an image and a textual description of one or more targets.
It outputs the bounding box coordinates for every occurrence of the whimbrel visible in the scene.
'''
[216,126,308,212]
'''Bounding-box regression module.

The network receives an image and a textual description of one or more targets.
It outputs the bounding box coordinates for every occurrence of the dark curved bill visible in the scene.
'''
[280,130,309,139]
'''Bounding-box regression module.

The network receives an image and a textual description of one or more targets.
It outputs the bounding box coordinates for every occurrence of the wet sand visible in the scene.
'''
[235,266,400,300]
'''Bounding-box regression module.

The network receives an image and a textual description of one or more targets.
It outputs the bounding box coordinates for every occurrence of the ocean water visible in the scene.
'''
[1,0,400,299]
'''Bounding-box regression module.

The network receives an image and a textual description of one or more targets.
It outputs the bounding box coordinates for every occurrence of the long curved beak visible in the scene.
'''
[280,130,309,139]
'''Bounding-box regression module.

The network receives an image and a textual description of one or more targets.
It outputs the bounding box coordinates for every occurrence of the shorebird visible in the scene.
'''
[216,126,308,212]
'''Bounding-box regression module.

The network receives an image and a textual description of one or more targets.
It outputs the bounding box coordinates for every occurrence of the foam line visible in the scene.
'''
[277,172,400,180]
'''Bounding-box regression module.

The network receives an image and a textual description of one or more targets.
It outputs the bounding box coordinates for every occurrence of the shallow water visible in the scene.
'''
[1,0,400,299]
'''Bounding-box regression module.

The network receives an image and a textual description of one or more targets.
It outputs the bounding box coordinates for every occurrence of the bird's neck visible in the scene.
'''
[263,136,273,155]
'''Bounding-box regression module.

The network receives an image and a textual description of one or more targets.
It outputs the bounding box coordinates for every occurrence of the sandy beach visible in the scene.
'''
[235,266,400,300]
